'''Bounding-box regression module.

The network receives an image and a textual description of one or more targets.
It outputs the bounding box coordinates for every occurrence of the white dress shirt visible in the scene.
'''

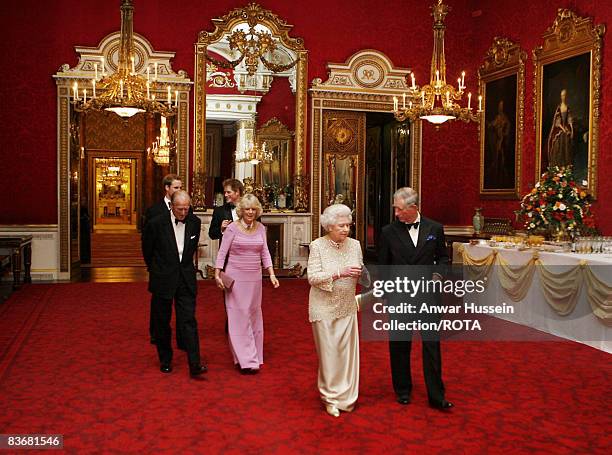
[407,213,421,247]
[231,207,238,221]
[170,212,185,262]
[164,196,172,210]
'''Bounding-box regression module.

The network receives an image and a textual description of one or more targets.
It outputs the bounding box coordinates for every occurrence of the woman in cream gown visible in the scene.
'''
[307,203,363,417]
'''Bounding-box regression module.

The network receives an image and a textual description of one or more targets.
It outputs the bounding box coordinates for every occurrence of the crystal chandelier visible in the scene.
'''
[393,0,481,125]
[71,0,176,118]
[235,140,273,165]
[150,116,172,165]
[100,159,129,185]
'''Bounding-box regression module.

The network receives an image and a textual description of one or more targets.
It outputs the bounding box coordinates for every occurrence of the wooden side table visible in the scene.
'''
[0,235,33,289]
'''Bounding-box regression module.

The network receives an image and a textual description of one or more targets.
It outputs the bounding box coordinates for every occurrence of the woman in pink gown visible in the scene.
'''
[214,194,280,373]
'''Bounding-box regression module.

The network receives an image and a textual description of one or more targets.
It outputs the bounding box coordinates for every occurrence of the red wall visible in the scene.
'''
[1,0,610,233]
[459,0,612,233]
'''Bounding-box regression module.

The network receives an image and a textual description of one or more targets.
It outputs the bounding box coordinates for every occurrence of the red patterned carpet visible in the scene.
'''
[0,280,610,453]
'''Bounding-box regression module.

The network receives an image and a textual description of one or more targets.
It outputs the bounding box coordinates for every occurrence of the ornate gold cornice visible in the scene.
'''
[195,3,308,209]
[197,2,305,52]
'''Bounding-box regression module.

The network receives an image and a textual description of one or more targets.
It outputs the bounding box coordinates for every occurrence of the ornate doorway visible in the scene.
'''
[310,50,422,252]
[54,31,192,278]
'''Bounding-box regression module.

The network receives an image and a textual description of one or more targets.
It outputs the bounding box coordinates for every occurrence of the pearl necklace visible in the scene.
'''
[328,237,344,249]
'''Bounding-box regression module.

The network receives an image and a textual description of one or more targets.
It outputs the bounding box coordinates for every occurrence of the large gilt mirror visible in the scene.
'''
[194,3,308,211]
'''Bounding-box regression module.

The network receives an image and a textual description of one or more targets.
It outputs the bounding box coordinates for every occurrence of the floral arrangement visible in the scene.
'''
[518,166,596,235]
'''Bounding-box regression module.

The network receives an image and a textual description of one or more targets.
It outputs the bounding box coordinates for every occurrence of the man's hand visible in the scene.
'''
[221,220,232,232]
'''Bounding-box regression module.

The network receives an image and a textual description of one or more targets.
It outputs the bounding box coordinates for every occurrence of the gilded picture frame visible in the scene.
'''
[534,9,605,198]
[194,3,308,209]
[478,37,526,199]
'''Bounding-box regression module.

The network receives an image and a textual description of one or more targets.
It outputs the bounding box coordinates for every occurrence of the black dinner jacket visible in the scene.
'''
[378,217,449,267]
[142,211,201,299]
[208,203,234,241]
[378,217,449,308]
[143,199,193,229]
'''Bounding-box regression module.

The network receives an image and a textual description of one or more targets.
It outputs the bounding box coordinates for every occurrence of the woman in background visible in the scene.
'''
[215,194,280,374]
[307,204,363,417]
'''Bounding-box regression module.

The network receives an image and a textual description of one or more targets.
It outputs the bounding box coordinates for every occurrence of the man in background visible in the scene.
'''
[143,174,183,229]
[208,178,244,241]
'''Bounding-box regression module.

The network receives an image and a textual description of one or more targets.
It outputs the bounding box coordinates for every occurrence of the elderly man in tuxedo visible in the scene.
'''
[142,190,206,378]
[143,173,189,346]
[378,187,453,410]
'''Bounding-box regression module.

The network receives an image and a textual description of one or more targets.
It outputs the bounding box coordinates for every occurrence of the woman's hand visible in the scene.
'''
[214,272,225,290]
[270,275,280,288]
[340,266,362,278]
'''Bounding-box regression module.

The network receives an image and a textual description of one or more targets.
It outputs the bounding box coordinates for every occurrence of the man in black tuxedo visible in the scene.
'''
[143,174,188,347]
[378,187,453,411]
[142,190,206,378]
[208,178,244,241]
[143,173,183,229]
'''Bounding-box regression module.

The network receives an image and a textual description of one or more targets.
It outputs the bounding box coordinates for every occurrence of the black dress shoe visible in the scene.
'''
[429,400,454,410]
[240,367,259,375]
[189,364,208,377]
[396,396,411,405]
[160,363,172,373]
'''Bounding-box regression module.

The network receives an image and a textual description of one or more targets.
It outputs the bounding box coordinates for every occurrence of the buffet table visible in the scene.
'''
[458,243,612,353]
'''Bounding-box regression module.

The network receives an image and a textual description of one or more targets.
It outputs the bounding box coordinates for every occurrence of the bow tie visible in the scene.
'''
[174,218,186,225]
[405,221,420,230]
[227,203,235,209]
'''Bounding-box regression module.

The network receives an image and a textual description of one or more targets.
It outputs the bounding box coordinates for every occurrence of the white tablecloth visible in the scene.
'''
[460,244,612,353]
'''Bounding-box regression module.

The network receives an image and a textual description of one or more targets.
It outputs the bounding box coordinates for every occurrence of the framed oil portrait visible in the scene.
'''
[534,9,605,198]
[478,37,526,199]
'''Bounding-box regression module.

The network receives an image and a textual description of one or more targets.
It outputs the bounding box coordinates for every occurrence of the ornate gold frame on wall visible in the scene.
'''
[533,9,605,198]
[478,37,526,199]
[194,3,308,209]
[310,49,422,242]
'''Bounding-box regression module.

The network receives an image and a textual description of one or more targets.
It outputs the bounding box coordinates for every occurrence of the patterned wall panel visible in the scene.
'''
[85,111,146,151]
